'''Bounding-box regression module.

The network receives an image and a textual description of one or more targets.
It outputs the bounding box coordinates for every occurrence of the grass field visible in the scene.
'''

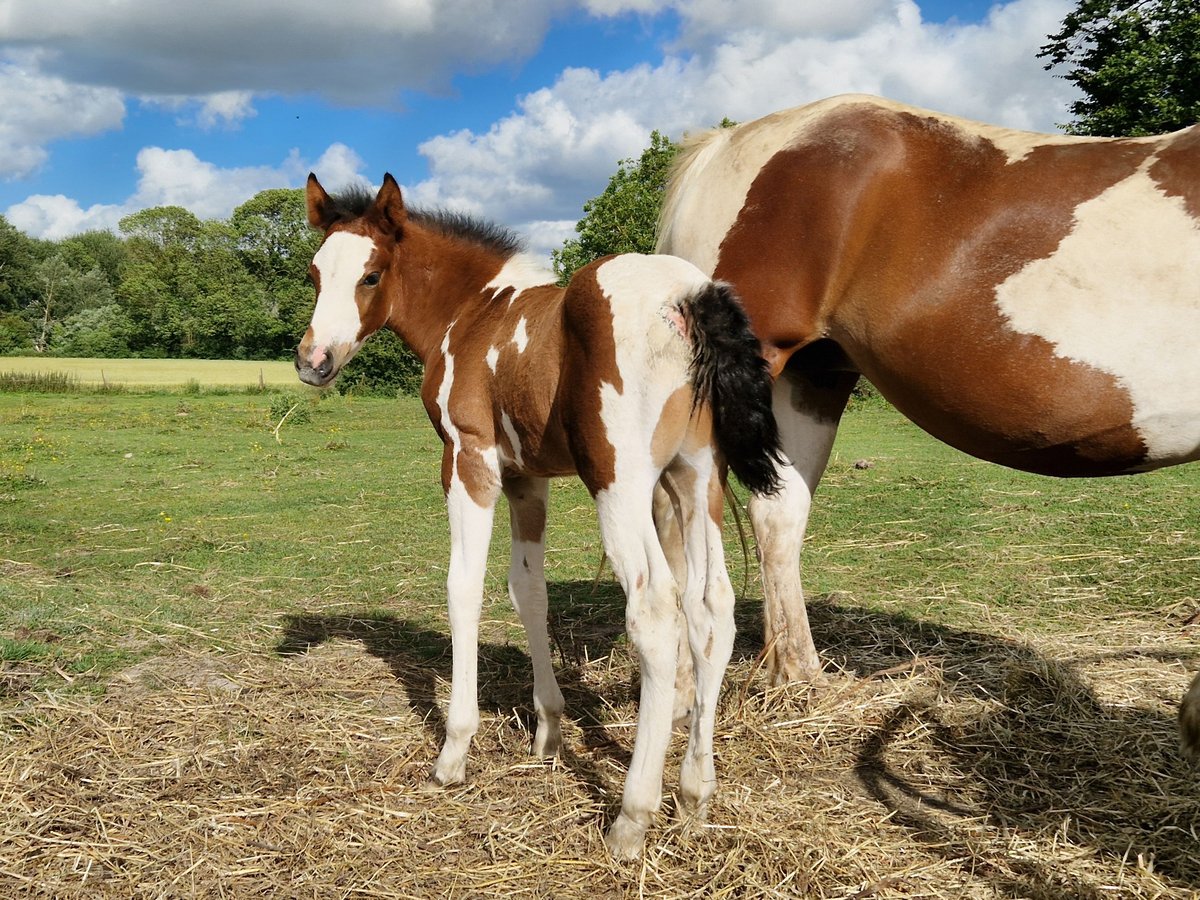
[0,356,299,388]
[1,389,1197,897]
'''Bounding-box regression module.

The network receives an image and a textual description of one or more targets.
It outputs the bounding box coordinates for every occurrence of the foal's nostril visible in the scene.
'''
[316,355,334,379]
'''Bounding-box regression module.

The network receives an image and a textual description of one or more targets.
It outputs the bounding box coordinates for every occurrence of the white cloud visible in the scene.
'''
[411,0,1078,241]
[5,143,367,239]
[0,51,125,179]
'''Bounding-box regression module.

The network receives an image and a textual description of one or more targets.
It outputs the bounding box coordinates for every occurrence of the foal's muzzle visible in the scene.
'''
[295,347,336,387]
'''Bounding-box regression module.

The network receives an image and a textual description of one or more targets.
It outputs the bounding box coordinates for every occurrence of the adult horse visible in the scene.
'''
[656,94,1200,748]
[295,174,781,856]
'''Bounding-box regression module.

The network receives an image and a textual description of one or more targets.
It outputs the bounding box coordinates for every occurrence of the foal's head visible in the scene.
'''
[295,173,404,387]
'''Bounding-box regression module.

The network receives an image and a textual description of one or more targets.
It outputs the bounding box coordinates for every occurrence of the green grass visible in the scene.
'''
[0,356,299,388]
[0,391,1196,691]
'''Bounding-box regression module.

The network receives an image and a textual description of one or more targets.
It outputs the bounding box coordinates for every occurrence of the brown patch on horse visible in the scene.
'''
[714,103,1156,476]
[1149,126,1200,220]
[507,487,547,544]
[559,264,622,494]
[651,387,692,470]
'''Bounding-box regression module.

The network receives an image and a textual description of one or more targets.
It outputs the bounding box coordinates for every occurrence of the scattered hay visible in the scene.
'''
[1,602,1198,898]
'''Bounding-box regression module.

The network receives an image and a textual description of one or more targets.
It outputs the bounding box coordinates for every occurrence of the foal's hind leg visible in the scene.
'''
[654,481,695,728]
[594,479,681,859]
[503,475,565,757]
[667,457,736,824]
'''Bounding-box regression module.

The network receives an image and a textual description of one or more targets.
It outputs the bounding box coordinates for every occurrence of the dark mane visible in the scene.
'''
[409,208,525,259]
[326,184,524,259]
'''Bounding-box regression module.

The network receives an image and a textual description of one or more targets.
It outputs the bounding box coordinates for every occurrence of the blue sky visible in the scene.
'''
[0,0,1077,259]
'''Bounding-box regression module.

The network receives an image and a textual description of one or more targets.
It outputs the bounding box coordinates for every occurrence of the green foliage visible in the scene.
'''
[338,330,425,396]
[552,131,680,284]
[53,304,135,357]
[0,312,34,354]
[1041,0,1200,135]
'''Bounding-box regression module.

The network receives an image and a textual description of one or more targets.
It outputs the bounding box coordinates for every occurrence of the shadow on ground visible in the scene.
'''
[277,579,1198,896]
[799,596,1200,897]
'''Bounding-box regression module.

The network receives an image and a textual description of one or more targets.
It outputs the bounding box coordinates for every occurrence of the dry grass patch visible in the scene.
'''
[2,600,1197,899]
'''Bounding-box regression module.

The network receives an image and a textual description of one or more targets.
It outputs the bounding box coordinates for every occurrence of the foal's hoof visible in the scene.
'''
[604,814,647,860]
[425,758,467,790]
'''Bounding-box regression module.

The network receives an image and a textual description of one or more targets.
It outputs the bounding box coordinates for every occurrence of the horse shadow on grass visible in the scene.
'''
[794,596,1200,898]
[276,579,636,811]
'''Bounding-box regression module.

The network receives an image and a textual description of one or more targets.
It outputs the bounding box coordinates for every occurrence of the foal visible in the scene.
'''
[295,173,781,857]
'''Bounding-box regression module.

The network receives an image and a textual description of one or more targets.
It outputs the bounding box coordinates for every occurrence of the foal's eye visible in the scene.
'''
[362,272,381,287]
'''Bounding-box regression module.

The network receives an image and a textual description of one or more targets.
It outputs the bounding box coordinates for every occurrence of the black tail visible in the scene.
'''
[684,282,783,495]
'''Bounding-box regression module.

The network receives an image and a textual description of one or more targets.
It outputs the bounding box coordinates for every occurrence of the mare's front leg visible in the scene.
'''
[749,368,855,685]
[502,475,565,756]
[429,444,500,787]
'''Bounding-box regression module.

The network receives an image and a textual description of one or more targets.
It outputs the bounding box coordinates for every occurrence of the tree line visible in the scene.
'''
[0,0,1194,391]
[0,190,319,361]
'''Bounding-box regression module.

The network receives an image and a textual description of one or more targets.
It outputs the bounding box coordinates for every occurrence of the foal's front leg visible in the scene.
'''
[503,475,565,756]
[430,451,500,787]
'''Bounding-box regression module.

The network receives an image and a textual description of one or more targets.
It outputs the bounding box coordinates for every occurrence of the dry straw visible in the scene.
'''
[2,596,1198,898]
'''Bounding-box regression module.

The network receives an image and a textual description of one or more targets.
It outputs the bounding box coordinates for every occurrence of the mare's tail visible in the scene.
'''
[683,281,783,495]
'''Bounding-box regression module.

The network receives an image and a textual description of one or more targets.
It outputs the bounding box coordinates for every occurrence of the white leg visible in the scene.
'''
[503,476,564,757]
[430,472,498,787]
[750,369,853,685]
[676,462,736,822]
[655,478,695,729]
[596,483,680,859]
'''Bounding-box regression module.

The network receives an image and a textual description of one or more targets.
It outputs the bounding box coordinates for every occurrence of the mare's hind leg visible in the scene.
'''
[750,367,855,685]
[665,458,736,824]
[594,479,681,859]
[502,475,565,757]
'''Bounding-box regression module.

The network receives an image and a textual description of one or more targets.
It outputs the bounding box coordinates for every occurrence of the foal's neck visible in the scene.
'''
[389,232,542,363]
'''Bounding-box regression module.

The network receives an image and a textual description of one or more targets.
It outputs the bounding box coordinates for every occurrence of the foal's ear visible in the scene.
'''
[373,173,407,232]
[306,173,334,229]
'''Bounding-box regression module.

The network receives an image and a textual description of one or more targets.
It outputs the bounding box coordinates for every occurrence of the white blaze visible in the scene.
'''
[994,165,1200,466]
[310,232,374,350]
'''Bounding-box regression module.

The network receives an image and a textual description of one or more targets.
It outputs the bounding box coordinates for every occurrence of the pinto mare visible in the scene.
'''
[294,174,781,856]
[656,94,1200,752]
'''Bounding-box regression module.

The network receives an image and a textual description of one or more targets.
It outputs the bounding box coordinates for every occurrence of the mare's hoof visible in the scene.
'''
[532,727,562,758]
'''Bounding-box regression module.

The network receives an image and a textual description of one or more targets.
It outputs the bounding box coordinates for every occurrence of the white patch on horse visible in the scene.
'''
[486,253,554,303]
[486,346,499,374]
[594,255,705,467]
[994,164,1200,467]
[309,232,374,350]
[500,411,524,468]
[512,317,529,354]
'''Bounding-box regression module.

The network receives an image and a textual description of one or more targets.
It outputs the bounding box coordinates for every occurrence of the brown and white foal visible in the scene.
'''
[294,173,780,856]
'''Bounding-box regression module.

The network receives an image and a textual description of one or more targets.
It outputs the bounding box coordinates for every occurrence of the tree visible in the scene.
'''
[1040,0,1200,135]
[29,255,114,353]
[0,215,49,314]
[552,131,680,283]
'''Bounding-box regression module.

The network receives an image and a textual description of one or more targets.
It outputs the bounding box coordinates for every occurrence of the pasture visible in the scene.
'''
[0,357,299,389]
[1,388,1197,897]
